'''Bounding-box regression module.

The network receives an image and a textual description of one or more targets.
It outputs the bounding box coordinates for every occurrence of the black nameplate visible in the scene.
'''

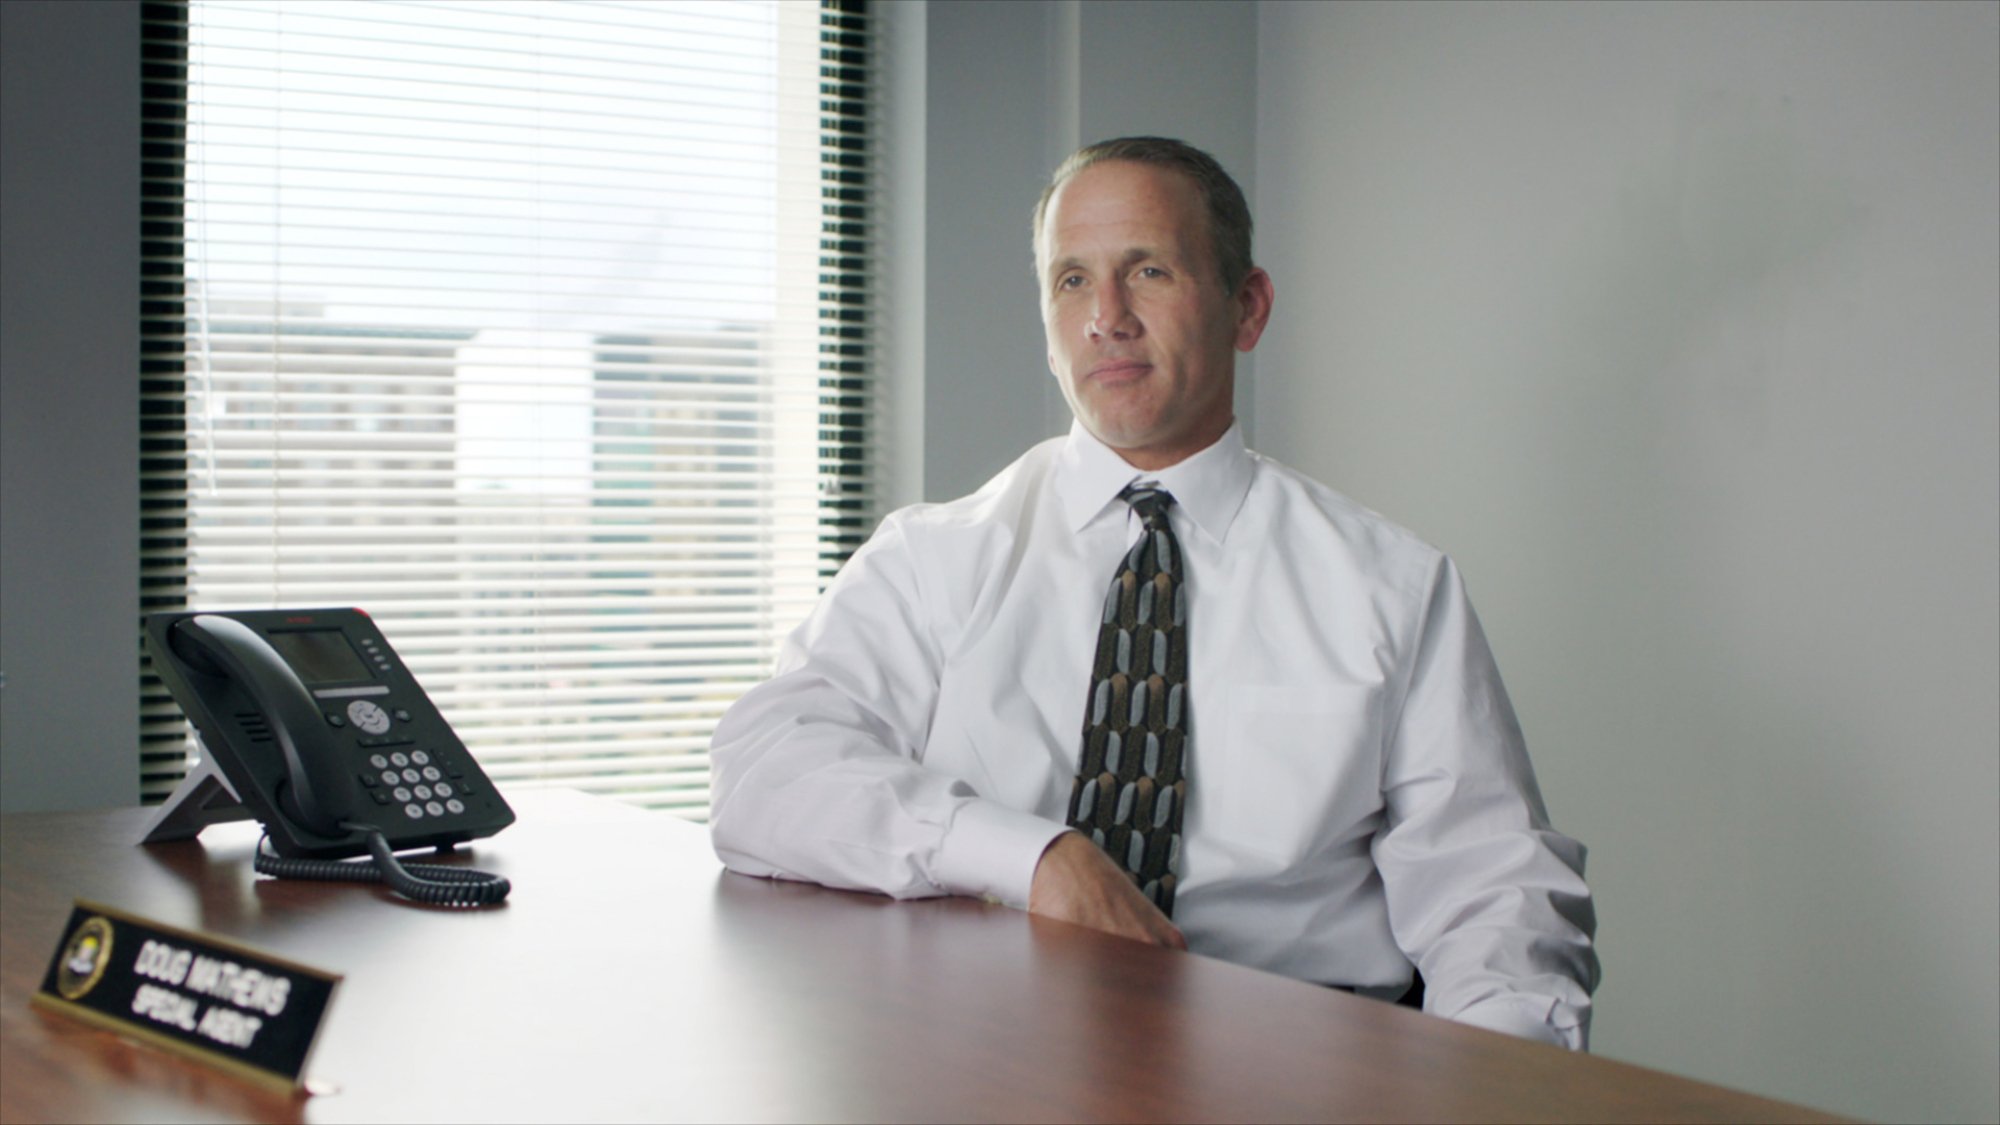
[31,900,340,1090]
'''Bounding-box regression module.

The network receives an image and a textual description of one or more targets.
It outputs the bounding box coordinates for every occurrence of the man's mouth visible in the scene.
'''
[1087,359,1151,385]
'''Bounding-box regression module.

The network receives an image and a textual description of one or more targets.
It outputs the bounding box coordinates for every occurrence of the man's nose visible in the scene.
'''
[1088,282,1138,339]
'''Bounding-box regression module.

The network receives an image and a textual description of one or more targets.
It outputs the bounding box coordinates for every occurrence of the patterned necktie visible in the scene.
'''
[1066,484,1189,916]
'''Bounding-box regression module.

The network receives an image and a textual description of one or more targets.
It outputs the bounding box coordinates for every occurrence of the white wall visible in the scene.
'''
[1255,3,1999,1121]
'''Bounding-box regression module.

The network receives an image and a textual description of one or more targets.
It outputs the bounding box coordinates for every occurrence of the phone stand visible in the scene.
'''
[139,740,253,844]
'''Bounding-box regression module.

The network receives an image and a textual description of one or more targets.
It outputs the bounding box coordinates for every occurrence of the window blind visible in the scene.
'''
[138,0,876,818]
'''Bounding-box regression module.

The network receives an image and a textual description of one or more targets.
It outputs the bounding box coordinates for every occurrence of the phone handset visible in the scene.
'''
[171,615,354,840]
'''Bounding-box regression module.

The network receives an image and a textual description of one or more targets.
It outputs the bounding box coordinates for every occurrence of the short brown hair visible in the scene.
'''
[1033,136,1254,294]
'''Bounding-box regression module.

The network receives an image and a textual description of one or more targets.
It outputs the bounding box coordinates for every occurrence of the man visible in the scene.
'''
[710,137,1599,1048]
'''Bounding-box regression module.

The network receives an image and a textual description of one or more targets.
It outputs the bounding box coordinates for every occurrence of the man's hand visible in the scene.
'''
[1028,831,1187,949]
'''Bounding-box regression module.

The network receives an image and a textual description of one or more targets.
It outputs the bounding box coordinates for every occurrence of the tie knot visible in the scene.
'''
[1120,484,1176,528]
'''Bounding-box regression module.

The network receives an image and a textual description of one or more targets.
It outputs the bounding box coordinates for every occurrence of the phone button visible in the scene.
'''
[380,770,400,787]
[325,712,346,728]
[347,699,391,735]
[414,785,433,800]
[425,800,445,817]
[357,772,378,788]
[369,754,390,770]
[411,750,431,766]
[446,798,466,815]
[371,790,393,806]
[404,803,424,820]
[394,786,413,803]
[401,768,421,784]
[434,782,454,798]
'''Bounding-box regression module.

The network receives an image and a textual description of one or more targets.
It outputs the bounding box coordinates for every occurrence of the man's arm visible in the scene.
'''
[713,510,1191,949]
[1373,557,1600,1049]
[709,512,1066,907]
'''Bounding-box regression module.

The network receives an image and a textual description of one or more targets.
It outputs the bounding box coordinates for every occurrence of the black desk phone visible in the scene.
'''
[142,608,514,906]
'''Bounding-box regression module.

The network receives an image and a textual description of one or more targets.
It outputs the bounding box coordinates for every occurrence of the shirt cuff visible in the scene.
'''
[932,799,1070,909]
[1449,994,1588,1051]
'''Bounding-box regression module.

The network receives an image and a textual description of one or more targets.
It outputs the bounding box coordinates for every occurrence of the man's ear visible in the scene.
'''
[1232,267,1275,352]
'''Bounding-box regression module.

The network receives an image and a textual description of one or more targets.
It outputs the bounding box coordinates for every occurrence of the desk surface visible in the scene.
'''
[1,790,1843,1124]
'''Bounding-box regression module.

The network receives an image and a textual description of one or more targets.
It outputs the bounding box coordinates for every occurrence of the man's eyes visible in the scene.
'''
[1054,265,1168,290]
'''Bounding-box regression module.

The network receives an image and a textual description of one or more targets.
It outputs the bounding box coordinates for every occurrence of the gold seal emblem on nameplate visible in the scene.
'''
[56,914,115,1000]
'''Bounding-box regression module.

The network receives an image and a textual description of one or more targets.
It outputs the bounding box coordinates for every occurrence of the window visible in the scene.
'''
[139,0,876,818]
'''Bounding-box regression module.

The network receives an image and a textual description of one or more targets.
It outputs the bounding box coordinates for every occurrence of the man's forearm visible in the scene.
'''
[711,680,1064,903]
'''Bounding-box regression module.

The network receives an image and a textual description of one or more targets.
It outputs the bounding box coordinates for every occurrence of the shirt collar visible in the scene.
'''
[1054,420,1254,546]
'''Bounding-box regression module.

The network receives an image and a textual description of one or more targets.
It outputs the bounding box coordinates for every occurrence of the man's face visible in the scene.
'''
[1038,160,1272,470]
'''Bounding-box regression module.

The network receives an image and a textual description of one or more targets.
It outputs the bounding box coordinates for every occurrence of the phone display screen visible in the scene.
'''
[266,629,372,685]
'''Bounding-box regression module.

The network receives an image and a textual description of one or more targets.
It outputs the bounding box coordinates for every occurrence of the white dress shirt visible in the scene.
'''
[710,422,1599,1048]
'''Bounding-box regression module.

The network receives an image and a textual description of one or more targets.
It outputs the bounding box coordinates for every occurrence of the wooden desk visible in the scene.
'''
[2,790,1841,1123]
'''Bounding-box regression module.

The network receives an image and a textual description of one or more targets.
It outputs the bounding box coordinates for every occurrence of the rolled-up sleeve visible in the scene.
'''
[1372,557,1601,1049]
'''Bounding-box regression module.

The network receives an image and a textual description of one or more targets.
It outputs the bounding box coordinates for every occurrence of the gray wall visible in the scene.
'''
[1255,2,1999,1121]
[0,0,142,812]
[917,0,1258,501]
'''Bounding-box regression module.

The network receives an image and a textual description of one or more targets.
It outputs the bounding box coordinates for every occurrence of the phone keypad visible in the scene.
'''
[364,744,482,822]
[344,691,485,824]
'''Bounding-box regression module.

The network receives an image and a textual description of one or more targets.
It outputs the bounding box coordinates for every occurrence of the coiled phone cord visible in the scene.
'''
[254,828,511,907]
